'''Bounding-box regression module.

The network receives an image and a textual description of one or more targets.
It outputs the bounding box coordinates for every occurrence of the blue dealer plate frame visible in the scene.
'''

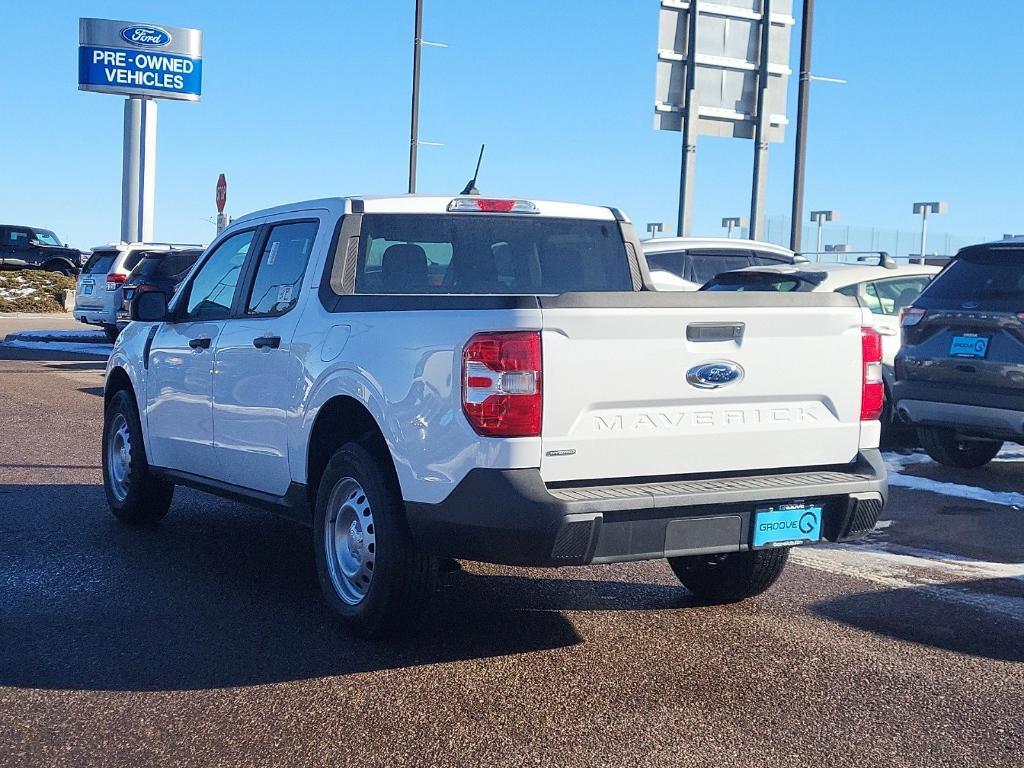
[949,334,990,359]
[752,503,822,548]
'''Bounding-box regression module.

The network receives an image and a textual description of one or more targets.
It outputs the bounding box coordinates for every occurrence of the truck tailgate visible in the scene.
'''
[538,293,864,483]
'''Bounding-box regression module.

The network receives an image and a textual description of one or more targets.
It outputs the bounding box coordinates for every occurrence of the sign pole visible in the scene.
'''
[789,0,814,251]
[408,0,424,194]
[677,0,700,237]
[749,0,773,241]
[120,95,157,243]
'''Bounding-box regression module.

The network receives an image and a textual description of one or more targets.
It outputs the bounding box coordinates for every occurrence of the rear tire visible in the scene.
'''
[669,548,789,604]
[313,442,435,638]
[917,427,1002,468]
[44,262,74,277]
[102,389,174,525]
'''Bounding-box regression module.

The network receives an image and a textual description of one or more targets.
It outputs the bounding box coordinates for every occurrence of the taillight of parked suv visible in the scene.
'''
[462,331,543,437]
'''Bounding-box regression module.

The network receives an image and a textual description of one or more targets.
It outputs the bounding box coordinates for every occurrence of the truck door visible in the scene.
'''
[145,229,255,478]
[212,219,320,495]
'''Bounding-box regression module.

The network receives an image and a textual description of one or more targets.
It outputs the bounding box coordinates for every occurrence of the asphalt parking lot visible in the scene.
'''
[1,342,1021,768]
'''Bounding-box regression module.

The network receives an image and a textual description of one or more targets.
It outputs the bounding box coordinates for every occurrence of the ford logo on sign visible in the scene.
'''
[686,361,744,389]
[120,25,172,47]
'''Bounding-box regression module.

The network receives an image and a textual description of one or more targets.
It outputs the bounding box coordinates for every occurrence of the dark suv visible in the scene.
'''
[0,225,84,275]
[116,248,204,325]
[894,239,1024,467]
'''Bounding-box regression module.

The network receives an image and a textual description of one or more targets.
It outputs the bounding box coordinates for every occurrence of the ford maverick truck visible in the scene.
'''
[103,195,886,636]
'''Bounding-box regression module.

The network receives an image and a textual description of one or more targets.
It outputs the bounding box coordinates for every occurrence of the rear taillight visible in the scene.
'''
[462,331,542,437]
[899,307,926,327]
[861,326,884,421]
[105,273,127,291]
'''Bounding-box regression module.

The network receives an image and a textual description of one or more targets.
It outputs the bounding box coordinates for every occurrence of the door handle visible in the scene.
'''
[188,337,211,350]
[253,335,281,349]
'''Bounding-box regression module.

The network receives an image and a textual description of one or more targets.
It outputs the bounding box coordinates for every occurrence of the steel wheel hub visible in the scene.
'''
[324,478,376,605]
[107,413,132,502]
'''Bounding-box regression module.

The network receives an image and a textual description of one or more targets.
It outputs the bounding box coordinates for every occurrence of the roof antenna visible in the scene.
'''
[460,144,485,195]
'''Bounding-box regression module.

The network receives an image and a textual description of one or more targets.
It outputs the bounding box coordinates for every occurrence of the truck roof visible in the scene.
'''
[232,195,623,225]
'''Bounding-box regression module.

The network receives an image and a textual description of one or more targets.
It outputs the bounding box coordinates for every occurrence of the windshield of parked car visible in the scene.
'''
[645,248,792,285]
[916,249,1024,311]
[351,214,633,295]
[34,229,61,246]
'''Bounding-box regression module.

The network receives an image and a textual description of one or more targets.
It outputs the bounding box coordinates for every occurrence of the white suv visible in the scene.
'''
[75,242,203,339]
[103,195,887,637]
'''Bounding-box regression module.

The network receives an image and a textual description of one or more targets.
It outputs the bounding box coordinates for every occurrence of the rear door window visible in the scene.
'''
[684,250,756,284]
[703,272,806,292]
[351,215,631,295]
[864,276,932,315]
[245,221,318,315]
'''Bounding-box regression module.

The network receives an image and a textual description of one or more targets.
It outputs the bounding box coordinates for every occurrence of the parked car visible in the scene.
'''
[701,254,940,441]
[894,238,1024,467]
[103,195,886,637]
[642,237,805,290]
[116,248,205,326]
[0,224,84,275]
[74,242,203,340]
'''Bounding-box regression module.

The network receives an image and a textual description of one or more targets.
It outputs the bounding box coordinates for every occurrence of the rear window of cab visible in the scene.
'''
[347,214,633,295]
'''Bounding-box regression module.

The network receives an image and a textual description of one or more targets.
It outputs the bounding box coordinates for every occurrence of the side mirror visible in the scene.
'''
[131,291,169,322]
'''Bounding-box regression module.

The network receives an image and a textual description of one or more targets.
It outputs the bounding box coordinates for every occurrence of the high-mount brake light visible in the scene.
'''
[861,326,884,422]
[462,331,542,437]
[899,307,926,327]
[447,198,539,214]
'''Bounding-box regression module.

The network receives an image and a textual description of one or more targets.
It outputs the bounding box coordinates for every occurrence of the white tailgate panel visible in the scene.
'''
[540,306,863,483]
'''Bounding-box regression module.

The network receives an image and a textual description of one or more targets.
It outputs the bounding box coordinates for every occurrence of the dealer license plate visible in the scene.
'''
[752,503,822,548]
[949,334,989,358]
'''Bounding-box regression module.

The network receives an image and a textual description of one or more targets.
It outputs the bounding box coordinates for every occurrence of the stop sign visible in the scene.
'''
[216,173,227,213]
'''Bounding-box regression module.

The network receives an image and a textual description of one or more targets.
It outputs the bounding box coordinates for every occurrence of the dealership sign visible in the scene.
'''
[79,18,203,101]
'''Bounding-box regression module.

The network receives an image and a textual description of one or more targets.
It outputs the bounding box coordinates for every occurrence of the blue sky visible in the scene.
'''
[2,1,1021,250]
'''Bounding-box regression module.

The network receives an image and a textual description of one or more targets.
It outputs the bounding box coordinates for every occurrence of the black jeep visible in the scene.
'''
[0,225,84,275]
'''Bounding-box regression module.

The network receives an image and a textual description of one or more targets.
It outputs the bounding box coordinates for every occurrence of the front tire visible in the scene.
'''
[917,427,1002,468]
[669,548,789,604]
[313,443,435,638]
[102,389,174,524]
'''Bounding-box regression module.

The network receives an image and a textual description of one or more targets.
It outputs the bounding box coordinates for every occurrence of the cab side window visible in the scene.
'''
[245,221,319,316]
[183,230,255,320]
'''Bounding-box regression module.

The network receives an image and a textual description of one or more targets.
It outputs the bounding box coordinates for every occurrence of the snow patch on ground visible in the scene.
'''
[6,329,108,343]
[883,450,1024,509]
[0,339,112,357]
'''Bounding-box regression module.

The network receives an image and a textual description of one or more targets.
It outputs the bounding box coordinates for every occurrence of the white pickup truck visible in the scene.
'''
[103,195,886,637]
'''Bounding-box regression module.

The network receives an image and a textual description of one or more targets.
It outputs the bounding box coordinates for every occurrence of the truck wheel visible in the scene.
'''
[44,262,74,276]
[918,427,1002,468]
[313,442,435,638]
[102,389,174,525]
[668,548,789,604]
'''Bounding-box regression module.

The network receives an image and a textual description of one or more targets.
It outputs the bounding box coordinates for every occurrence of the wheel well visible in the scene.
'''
[104,367,134,409]
[306,396,394,506]
[41,259,71,271]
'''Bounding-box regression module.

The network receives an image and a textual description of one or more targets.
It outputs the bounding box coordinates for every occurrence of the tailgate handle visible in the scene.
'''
[686,323,744,342]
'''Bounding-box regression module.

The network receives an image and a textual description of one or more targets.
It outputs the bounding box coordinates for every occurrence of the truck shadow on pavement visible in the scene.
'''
[813,584,1024,663]
[0,483,689,693]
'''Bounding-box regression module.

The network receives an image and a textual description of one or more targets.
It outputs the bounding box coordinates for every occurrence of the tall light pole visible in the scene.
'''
[810,210,839,255]
[646,222,664,239]
[407,0,424,193]
[722,217,747,238]
[789,0,814,251]
[912,201,948,263]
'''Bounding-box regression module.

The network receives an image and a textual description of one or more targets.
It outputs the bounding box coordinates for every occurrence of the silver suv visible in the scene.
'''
[74,242,203,339]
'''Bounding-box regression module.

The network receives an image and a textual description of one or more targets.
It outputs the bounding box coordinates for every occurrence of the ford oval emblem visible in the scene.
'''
[686,361,744,389]
[120,25,172,48]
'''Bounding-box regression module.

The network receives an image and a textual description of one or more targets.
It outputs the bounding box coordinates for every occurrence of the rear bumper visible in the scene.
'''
[893,381,1024,439]
[405,450,887,567]
[73,305,117,327]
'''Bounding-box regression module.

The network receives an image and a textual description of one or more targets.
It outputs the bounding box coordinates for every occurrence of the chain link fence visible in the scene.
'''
[730,216,998,260]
